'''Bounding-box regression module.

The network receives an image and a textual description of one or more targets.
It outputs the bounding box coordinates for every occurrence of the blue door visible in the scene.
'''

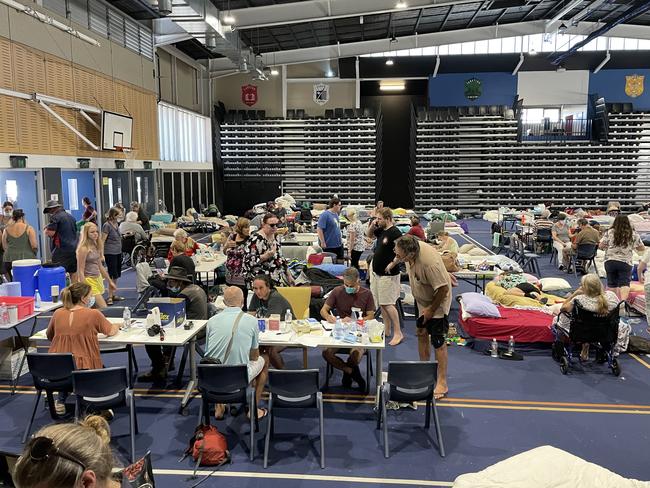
[61,170,97,222]
[0,170,41,258]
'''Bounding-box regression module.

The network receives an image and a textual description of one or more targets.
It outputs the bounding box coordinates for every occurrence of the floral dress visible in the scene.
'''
[242,232,288,287]
[225,236,249,286]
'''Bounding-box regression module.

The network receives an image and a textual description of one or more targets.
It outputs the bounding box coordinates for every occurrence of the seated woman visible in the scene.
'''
[556,273,621,360]
[13,415,119,488]
[118,211,148,242]
[168,228,199,260]
[435,231,459,254]
[46,282,119,414]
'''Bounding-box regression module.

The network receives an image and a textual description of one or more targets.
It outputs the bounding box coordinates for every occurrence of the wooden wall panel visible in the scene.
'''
[12,43,51,154]
[0,37,159,160]
[45,59,77,155]
[0,37,19,152]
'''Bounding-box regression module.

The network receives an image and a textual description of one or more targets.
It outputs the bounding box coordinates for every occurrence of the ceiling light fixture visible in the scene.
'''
[558,22,567,34]
[385,58,394,66]
[326,69,334,77]
[223,0,235,25]
[380,83,405,91]
[271,67,279,76]
[396,1,407,8]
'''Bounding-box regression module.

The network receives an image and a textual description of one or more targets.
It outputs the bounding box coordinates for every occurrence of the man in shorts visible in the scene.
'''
[394,235,452,399]
[43,200,78,281]
[367,207,403,346]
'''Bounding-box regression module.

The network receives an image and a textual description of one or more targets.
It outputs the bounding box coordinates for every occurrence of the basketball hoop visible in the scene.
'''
[114,146,133,154]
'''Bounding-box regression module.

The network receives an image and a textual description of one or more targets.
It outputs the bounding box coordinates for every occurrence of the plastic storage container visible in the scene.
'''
[0,282,21,296]
[36,266,66,301]
[12,260,41,298]
[0,297,35,320]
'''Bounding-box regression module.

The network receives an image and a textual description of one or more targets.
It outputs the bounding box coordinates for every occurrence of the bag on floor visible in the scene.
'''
[183,424,230,473]
[121,451,156,487]
[627,335,650,354]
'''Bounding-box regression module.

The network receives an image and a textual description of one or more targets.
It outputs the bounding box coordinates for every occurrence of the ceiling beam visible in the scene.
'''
[467,0,488,27]
[519,1,543,22]
[228,0,504,30]
[494,8,508,24]
[414,8,425,32]
[440,5,454,31]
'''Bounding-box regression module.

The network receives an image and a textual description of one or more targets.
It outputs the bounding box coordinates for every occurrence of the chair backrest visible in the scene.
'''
[276,286,311,319]
[570,300,620,344]
[197,364,248,393]
[535,227,552,241]
[27,353,75,387]
[72,367,128,398]
[122,233,136,253]
[268,369,319,398]
[387,361,437,392]
[576,243,598,259]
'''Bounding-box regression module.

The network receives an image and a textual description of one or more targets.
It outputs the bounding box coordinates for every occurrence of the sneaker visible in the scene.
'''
[54,400,66,416]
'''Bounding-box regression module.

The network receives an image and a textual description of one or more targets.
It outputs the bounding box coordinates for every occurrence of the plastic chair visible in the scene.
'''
[570,243,598,276]
[263,369,324,469]
[376,361,445,458]
[73,367,138,462]
[197,364,259,460]
[23,353,76,443]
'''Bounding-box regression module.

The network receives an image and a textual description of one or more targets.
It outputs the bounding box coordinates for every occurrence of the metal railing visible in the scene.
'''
[520,119,592,142]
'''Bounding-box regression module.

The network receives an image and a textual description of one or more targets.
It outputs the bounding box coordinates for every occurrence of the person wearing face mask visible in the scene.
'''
[139,266,208,383]
[46,282,119,414]
[76,223,116,310]
[320,267,375,391]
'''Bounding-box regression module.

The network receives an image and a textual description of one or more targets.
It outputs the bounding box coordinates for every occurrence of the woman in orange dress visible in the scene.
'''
[46,282,119,414]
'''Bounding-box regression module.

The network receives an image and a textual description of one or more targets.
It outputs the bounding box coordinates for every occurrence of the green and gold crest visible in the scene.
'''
[464,77,482,100]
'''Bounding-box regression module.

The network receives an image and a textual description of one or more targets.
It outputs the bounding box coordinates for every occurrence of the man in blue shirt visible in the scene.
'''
[205,286,268,419]
[43,200,78,280]
[317,197,343,260]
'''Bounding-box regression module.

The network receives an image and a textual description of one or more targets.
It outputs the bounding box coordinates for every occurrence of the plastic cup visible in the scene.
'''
[51,285,60,303]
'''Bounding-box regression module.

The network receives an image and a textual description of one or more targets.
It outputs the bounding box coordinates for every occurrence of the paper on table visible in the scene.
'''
[259,331,293,342]
[295,335,323,348]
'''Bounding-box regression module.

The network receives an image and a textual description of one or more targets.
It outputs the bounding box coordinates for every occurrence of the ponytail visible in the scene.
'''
[61,282,91,309]
[596,294,609,315]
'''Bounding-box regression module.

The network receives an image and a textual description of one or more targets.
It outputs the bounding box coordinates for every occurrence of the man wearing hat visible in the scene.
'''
[43,200,78,280]
[607,201,621,217]
[139,265,208,382]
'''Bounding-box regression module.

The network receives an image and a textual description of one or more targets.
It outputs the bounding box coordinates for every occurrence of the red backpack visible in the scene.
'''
[183,424,231,478]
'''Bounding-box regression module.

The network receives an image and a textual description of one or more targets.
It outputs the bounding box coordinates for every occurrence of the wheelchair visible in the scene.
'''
[120,233,138,269]
[551,300,623,376]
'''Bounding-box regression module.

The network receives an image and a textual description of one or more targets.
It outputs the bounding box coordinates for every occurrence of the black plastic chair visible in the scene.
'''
[264,369,324,469]
[334,108,344,118]
[570,243,598,276]
[296,109,306,119]
[376,361,445,458]
[533,227,553,254]
[286,109,296,119]
[197,364,258,461]
[73,367,138,462]
[324,109,334,119]
[23,353,76,443]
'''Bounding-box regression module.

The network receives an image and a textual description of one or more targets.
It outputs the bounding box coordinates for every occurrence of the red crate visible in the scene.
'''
[0,296,35,320]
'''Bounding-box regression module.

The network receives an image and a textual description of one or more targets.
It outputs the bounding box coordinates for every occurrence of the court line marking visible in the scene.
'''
[151,468,454,486]
[630,353,650,370]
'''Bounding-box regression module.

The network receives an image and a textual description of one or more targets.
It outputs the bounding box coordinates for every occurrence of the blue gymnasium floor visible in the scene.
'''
[1,218,650,487]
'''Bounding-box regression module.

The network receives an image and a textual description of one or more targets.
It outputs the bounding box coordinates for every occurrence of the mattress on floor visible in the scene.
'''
[459,303,555,343]
[627,284,646,315]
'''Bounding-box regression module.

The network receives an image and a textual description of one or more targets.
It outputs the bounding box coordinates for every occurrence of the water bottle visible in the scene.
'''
[491,338,498,358]
[122,307,131,331]
[285,308,292,325]
[0,303,6,326]
[350,309,358,322]
[34,289,41,309]
[508,335,515,355]
[333,318,343,341]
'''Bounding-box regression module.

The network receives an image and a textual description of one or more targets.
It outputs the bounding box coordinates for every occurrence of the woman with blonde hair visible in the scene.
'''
[76,223,116,310]
[224,217,251,309]
[557,273,619,360]
[46,282,118,414]
[13,415,119,488]
[346,208,365,270]
[168,228,198,259]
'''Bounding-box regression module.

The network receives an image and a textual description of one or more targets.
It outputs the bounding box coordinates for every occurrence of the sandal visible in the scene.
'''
[112,296,126,301]
[106,298,113,306]
[434,390,448,400]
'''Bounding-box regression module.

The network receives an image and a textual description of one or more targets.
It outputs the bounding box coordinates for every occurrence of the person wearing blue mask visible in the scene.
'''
[139,266,208,383]
[320,267,375,391]
[46,282,119,414]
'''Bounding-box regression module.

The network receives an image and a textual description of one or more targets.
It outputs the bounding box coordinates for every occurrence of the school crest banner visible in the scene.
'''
[313,83,330,105]
[241,84,258,106]
[625,75,644,98]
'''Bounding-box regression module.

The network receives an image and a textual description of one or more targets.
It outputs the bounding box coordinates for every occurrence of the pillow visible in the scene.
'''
[460,292,501,318]
[467,247,489,256]
[523,273,540,285]
[539,277,571,291]
[459,243,475,254]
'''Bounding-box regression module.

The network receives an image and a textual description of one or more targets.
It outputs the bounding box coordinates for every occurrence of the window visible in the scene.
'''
[158,102,212,164]
[135,176,143,204]
[449,42,462,55]
[543,108,560,123]
[5,180,17,203]
[107,178,114,207]
[523,108,544,123]
[67,179,79,211]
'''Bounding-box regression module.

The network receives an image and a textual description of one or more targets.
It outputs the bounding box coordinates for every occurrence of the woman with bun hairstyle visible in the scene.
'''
[13,415,120,488]
[46,282,119,414]
[2,208,37,280]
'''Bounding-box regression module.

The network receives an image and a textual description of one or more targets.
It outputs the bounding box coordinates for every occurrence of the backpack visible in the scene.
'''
[627,335,650,354]
[183,424,231,475]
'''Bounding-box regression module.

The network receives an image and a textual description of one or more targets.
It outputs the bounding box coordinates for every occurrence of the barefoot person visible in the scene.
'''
[394,235,452,399]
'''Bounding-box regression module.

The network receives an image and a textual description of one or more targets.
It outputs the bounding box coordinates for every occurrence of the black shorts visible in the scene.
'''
[416,314,449,349]
[105,253,122,279]
[52,249,77,274]
[323,246,344,260]
[605,260,632,288]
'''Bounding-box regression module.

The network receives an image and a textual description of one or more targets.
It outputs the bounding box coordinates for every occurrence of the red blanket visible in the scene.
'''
[459,304,555,343]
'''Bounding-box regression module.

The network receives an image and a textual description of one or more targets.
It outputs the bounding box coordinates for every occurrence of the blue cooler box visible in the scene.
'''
[147,298,186,328]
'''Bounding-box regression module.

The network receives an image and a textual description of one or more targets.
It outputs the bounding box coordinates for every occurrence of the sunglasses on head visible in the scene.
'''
[28,437,86,472]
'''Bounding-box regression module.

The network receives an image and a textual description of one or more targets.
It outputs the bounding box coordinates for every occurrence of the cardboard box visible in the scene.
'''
[0,337,35,380]
[147,298,186,328]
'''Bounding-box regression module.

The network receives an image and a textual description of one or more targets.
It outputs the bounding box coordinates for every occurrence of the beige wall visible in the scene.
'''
[158,50,174,103]
[0,3,155,92]
[176,59,199,112]
[212,72,283,117]
[287,81,356,116]
[287,61,338,78]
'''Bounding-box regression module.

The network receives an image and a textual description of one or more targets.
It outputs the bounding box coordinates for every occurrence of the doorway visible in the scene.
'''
[100,170,131,216]
[61,170,97,222]
[0,170,42,258]
[132,171,156,216]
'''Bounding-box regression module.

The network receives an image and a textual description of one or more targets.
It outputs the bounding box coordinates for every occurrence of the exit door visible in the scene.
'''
[100,170,131,215]
[61,170,97,222]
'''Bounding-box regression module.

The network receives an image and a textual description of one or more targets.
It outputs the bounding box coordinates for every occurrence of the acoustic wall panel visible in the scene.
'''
[45,59,77,155]
[0,37,18,151]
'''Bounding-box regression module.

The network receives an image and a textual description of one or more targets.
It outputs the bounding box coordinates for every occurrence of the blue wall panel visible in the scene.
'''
[61,170,96,221]
[589,69,650,110]
[429,72,518,107]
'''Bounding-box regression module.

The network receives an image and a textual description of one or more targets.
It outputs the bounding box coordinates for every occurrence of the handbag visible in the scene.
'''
[200,311,244,365]
[440,251,460,273]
